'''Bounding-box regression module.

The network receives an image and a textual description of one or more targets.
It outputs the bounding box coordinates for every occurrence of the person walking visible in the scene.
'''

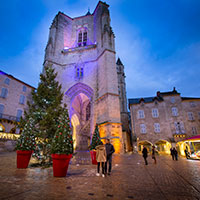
[95,141,107,177]
[170,147,174,160]
[152,145,157,164]
[142,146,148,165]
[105,139,115,175]
[173,147,178,161]
[184,147,189,159]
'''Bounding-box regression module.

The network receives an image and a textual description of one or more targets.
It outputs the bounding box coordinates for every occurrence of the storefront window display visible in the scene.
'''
[177,135,200,160]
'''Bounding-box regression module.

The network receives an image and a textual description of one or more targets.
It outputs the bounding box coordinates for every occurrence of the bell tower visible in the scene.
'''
[44,1,124,153]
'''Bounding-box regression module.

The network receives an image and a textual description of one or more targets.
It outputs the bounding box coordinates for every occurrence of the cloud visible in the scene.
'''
[114,18,200,98]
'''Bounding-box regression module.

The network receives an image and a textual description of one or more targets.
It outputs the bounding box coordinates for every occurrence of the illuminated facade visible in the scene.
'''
[44,1,129,152]
[129,88,200,154]
[0,70,34,134]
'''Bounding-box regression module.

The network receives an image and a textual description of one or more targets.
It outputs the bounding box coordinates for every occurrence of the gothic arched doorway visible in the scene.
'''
[155,140,171,155]
[65,83,93,151]
[138,140,153,153]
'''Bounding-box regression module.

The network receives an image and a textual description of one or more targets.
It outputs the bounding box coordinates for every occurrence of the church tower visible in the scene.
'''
[44,1,123,153]
[116,58,132,151]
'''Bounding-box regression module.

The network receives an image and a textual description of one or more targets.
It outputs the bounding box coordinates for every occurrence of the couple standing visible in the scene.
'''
[95,139,115,177]
[142,146,156,165]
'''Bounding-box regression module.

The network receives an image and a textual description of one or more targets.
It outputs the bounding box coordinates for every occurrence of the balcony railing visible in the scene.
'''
[0,114,20,122]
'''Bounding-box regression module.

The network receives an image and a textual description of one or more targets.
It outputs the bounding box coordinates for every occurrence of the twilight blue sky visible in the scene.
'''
[0,0,200,98]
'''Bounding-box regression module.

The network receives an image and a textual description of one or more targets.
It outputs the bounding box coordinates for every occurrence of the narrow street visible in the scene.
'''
[0,152,200,200]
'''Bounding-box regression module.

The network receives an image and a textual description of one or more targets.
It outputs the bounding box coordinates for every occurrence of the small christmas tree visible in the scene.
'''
[16,118,36,151]
[90,124,101,150]
[51,106,73,155]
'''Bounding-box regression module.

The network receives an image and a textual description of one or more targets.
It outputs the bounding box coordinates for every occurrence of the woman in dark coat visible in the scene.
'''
[142,146,148,165]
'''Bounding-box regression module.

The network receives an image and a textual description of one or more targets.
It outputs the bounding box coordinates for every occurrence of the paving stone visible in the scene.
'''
[0,152,200,200]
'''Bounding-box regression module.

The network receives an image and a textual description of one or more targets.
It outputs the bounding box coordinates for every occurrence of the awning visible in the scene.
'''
[182,135,200,142]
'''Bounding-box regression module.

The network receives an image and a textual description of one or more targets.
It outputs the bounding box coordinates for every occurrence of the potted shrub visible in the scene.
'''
[15,118,36,168]
[51,106,73,177]
[89,124,101,165]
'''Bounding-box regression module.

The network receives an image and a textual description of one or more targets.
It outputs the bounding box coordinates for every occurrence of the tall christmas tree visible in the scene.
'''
[23,65,64,164]
[90,124,101,150]
[51,105,73,155]
[16,117,36,151]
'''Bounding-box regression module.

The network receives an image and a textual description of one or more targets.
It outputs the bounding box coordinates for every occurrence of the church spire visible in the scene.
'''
[86,8,91,16]
[116,57,123,66]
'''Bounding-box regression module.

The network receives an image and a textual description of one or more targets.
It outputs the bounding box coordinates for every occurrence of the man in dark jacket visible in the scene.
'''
[105,139,115,175]
[142,146,148,165]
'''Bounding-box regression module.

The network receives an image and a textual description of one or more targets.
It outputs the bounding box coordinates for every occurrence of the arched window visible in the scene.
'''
[76,68,80,77]
[83,31,87,46]
[80,67,84,77]
[75,66,84,79]
[77,29,88,47]
[78,32,83,47]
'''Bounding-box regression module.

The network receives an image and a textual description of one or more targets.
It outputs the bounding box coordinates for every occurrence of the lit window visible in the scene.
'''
[138,110,145,119]
[154,123,160,133]
[192,127,197,135]
[19,95,25,104]
[152,108,159,118]
[172,107,178,116]
[16,110,23,122]
[170,97,175,103]
[4,78,10,85]
[140,124,146,134]
[0,88,8,98]
[77,30,87,47]
[188,112,194,121]
[23,85,27,92]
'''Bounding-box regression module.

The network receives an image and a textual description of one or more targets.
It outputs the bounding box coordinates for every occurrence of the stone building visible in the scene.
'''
[44,1,130,152]
[0,70,34,134]
[128,88,200,154]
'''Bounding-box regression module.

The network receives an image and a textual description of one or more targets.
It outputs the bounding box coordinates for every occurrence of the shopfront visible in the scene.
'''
[177,135,200,159]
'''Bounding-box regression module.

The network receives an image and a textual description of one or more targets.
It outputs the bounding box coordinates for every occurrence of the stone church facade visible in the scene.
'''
[44,1,130,153]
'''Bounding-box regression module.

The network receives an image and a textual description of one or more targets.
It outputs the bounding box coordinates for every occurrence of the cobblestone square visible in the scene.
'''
[0,152,200,200]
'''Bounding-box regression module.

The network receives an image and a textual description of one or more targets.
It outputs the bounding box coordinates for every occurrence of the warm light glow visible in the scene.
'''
[71,114,80,149]
[0,132,20,140]
[99,122,122,153]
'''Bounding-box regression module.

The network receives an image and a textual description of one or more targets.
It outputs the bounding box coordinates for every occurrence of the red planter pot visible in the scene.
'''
[16,150,33,169]
[51,154,72,177]
[90,150,98,165]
